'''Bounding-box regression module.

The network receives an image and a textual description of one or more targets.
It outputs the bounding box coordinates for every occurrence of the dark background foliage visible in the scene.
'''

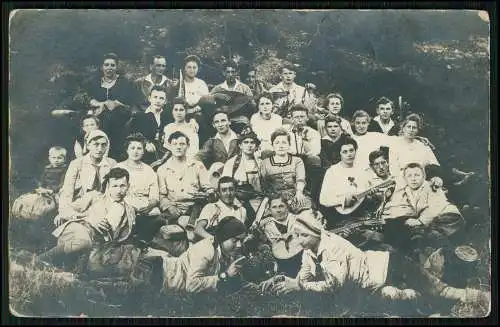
[9,9,489,202]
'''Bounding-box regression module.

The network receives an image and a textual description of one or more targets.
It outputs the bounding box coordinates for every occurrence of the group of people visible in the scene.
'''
[12,51,488,314]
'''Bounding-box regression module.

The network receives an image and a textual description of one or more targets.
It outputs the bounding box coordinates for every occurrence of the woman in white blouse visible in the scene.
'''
[389,113,441,182]
[116,132,161,241]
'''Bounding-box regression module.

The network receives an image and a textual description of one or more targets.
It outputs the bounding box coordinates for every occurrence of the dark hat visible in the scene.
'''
[214,216,247,244]
[238,127,261,146]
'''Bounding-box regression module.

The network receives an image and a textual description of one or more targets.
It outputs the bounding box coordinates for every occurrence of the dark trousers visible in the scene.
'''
[386,251,446,296]
[133,214,165,243]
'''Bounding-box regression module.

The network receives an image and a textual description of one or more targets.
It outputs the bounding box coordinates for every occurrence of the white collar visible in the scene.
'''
[214,130,238,141]
[373,115,394,127]
[221,80,242,91]
[276,81,298,91]
[145,73,168,86]
[216,198,242,209]
[145,106,163,115]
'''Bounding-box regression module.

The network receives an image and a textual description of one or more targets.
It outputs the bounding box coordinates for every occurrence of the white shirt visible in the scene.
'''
[319,162,371,208]
[195,199,247,227]
[182,77,209,106]
[373,116,395,135]
[144,73,169,87]
[269,82,314,110]
[298,231,389,291]
[352,132,393,170]
[284,124,321,156]
[250,113,283,147]
[389,137,440,179]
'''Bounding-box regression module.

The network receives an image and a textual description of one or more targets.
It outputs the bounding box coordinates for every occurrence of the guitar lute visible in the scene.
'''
[334,177,396,215]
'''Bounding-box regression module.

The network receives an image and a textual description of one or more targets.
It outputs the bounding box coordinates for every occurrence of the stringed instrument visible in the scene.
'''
[334,177,396,215]
[330,218,383,239]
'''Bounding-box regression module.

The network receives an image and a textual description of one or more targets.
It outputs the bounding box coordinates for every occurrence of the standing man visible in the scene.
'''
[368,97,399,136]
[210,62,255,133]
[269,64,317,121]
[135,55,178,109]
[211,62,253,97]
[246,67,273,100]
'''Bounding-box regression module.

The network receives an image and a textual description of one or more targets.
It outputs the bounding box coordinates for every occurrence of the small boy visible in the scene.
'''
[35,146,68,201]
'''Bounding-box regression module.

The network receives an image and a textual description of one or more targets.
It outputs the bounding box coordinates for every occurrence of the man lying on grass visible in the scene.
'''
[260,211,488,306]
[155,216,266,293]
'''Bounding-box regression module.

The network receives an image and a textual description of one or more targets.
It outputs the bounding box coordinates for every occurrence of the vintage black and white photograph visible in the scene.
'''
[8,9,491,318]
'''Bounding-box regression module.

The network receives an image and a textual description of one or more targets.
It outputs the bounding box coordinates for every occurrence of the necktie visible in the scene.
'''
[113,201,128,240]
[91,164,101,192]
[314,253,324,279]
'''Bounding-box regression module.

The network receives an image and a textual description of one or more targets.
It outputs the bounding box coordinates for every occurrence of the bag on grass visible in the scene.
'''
[11,192,57,220]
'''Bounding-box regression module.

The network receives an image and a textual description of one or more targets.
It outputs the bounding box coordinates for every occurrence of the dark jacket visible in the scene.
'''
[83,76,142,160]
[367,119,399,136]
[196,136,239,169]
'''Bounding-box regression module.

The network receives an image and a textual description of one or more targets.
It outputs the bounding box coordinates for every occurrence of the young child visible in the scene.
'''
[74,115,101,158]
[36,146,68,199]
[314,93,353,137]
[12,146,68,220]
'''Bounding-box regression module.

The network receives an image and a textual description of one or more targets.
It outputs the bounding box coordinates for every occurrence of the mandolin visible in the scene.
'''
[334,177,396,215]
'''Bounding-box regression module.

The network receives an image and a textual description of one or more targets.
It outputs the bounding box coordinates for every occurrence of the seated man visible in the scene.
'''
[55,130,116,225]
[39,167,136,268]
[368,97,399,136]
[367,147,398,206]
[193,177,247,241]
[262,212,487,308]
[382,163,465,257]
[157,131,214,227]
[319,136,388,249]
[158,216,252,293]
[196,111,239,171]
